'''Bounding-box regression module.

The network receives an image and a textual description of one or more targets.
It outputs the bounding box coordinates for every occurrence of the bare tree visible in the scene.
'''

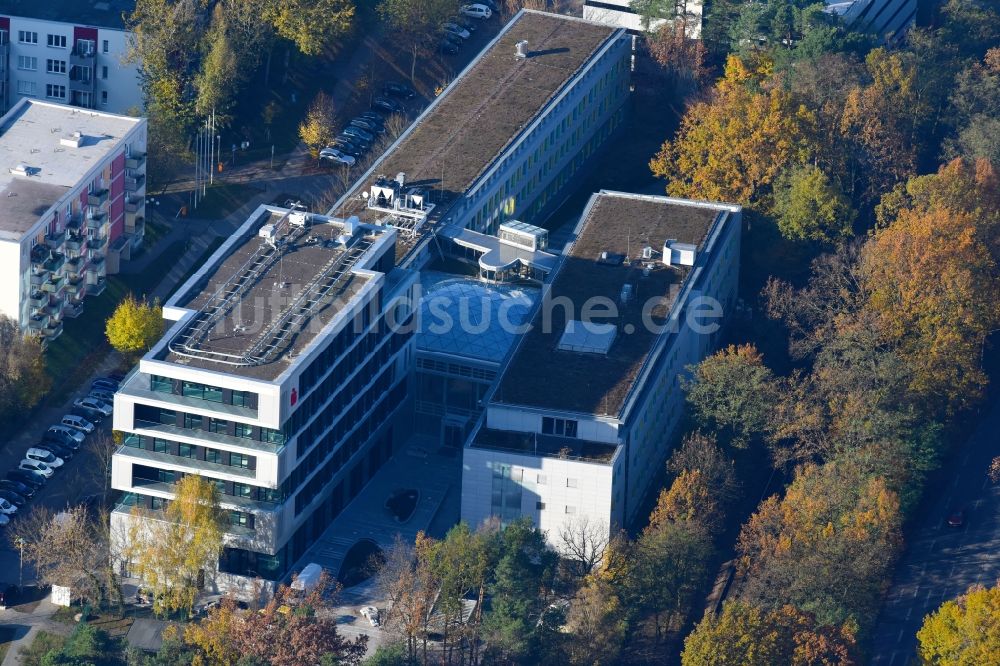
[88,431,119,499]
[557,515,611,579]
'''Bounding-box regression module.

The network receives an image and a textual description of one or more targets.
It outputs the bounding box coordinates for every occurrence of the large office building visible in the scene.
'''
[824,0,915,41]
[331,10,631,270]
[0,98,146,341]
[0,1,141,114]
[110,205,416,593]
[461,191,741,550]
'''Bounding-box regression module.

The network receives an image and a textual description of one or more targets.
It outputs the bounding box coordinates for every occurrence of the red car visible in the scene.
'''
[946,508,966,528]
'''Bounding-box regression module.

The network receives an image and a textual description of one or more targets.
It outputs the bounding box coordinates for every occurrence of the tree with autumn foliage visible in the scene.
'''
[863,158,1000,416]
[917,581,1000,665]
[683,344,781,449]
[650,54,817,206]
[125,474,226,616]
[681,601,860,666]
[737,462,902,627]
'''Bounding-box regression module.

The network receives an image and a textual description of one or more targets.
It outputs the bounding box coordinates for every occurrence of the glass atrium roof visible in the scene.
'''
[417,272,538,364]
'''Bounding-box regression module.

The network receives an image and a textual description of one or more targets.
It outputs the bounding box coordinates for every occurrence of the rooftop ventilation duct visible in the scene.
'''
[516,40,529,59]
[59,131,83,148]
[10,163,31,177]
[662,239,696,267]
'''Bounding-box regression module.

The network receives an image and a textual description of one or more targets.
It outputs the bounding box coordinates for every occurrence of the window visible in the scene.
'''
[232,483,252,499]
[151,376,173,393]
[542,417,578,437]
[16,80,36,96]
[157,408,175,425]
[184,413,202,430]
[234,422,253,439]
[178,444,195,458]
[231,390,253,408]
[537,474,547,485]
[153,438,168,454]
[45,84,65,99]
[102,39,109,53]
[17,56,37,71]
[47,34,67,48]
[230,453,251,469]
[46,59,66,74]
[18,31,37,44]
[101,65,108,79]
[536,501,546,510]
[205,449,222,465]
[229,511,248,528]
[150,497,168,510]
[101,90,108,106]
[208,417,227,434]
[566,478,578,488]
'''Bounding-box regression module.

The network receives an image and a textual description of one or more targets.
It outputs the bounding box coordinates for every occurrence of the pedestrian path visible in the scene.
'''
[0,599,66,666]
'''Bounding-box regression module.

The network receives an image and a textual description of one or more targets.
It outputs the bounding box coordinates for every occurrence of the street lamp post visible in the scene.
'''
[14,536,24,591]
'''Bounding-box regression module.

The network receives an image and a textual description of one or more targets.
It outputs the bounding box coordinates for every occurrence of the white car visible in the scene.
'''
[359,605,380,627]
[319,148,356,166]
[460,4,492,19]
[48,425,85,444]
[61,414,94,433]
[26,448,64,468]
[19,459,54,478]
[74,397,112,416]
[0,498,16,515]
[442,22,471,39]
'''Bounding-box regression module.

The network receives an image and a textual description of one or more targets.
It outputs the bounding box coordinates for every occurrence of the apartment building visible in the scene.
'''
[332,10,631,268]
[461,191,741,552]
[0,98,146,340]
[110,206,417,594]
[0,1,141,114]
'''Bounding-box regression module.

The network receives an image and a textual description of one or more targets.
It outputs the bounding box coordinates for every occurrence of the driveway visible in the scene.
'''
[869,393,1000,664]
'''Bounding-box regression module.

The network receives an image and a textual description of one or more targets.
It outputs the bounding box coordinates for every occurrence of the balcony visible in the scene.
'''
[87,190,109,207]
[27,314,49,331]
[30,272,46,287]
[45,228,66,249]
[28,291,47,308]
[88,277,107,296]
[124,175,145,194]
[42,320,63,340]
[65,234,88,253]
[70,45,95,67]
[125,154,146,170]
[125,198,145,214]
[87,213,107,231]
[41,275,65,294]
[41,253,66,275]
[65,214,84,232]
[65,256,87,277]
[87,257,106,278]
[65,276,84,295]
[64,302,84,319]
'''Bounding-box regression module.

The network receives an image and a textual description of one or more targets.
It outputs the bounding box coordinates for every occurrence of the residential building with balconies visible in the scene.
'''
[0,98,146,340]
[0,1,142,114]
[461,191,742,554]
[110,205,416,596]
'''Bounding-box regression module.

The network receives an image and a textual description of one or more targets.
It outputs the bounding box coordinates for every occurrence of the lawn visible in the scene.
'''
[44,240,187,403]
[18,630,66,666]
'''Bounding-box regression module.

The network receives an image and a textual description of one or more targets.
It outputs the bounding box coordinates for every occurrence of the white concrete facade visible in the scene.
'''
[0,14,141,115]
[582,0,703,38]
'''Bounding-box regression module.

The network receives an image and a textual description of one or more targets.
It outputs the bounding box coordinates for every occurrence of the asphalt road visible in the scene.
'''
[869,392,1000,665]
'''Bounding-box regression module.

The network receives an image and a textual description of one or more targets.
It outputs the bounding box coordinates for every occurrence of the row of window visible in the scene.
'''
[123,434,256,470]
[15,80,111,105]
[129,492,254,529]
[131,464,282,504]
[542,416,578,438]
[149,375,257,410]
[17,32,110,52]
[296,298,379,397]
[134,404,284,446]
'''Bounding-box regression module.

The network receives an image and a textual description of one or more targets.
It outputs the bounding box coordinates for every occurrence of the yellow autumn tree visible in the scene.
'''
[863,159,1000,416]
[106,295,163,358]
[126,474,226,616]
[917,582,1000,665]
[299,91,337,158]
[650,54,817,206]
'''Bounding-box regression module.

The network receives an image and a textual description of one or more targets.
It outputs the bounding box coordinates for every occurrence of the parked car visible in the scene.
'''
[44,431,82,451]
[91,378,119,392]
[61,414,94,433]
[48,425,85,444]
[442,32,463,49]
[439,40,459,55]
[337,131,370,148]
[947,508,966,528]
[0,480,35,498]
[19,460,54,478]
[350,118,385,134]
[332,140,364,158]
[372,97,404,114]
[359,606,380,627]
[460,4,492,19]
[358,111,386,124]
[7,470,45,490]
[442,22,471,40]
[319,148,356,166]
[71,406,104,424]
[26,448,63,469]
[0,490,26,507]
[476,0,499,11]
[457,16,478,31]
[89,389,116,404]
[74,397,111,416]
[36,441,74,461]
[383,82,416,99]
[342,126,374,143]
[0,498,17,515]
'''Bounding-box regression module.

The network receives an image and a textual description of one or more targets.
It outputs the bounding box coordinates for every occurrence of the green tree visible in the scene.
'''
[772,164,855,243]
[126,475,226,616]
[917,582,1000,665]
[299,91,338,158]
[378,0,463,82]
[682,601,859,666]
[683,344,781,449]
[264,0,355,56]
[105,295,163,359]
[0,315,50,426]
[40,623,123,666]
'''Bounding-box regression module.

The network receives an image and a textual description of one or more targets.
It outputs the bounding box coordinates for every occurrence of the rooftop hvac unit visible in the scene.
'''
[59,131,83,149]
[343,215,360,235]
[641,245,654,260]
[258,224,277,244]
[288,211,310,227]
[10,163,31,177]
[662,239,696,267]
[516,40,529,58]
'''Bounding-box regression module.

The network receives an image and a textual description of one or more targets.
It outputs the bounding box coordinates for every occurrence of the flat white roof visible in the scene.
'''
[557,320,617,355]
[0,99,142,240]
